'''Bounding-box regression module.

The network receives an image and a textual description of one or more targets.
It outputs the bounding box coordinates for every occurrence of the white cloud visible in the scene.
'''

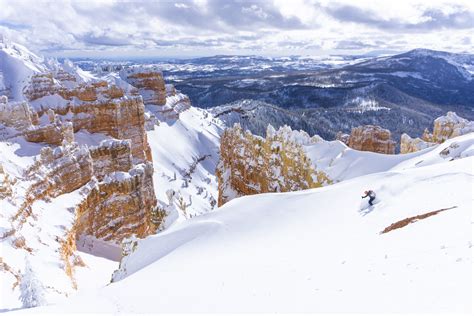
[0,0,472,57]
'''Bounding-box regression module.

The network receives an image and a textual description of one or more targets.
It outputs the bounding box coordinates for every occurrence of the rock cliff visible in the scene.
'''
[432,112,474,142]
[0,43,163,306]
[217,124,330,206]
[120,66,166,106]
[400,133,435,154]
[120,67,190,121]
[347,125,396,154]
[400,112,474,153]
[75,162,157,243]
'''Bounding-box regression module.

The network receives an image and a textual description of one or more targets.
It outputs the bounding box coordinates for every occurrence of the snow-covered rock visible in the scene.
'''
[400,133,435,154]
[432,111,474,142]
[305,133,474,182]
[0,39,48,101]
[216,124,330,206]
[119,65,166,106]
[400,112,474,153]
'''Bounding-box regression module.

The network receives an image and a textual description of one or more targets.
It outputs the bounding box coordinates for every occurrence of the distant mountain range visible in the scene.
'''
[169,49,474,143]
[73,49,474,144]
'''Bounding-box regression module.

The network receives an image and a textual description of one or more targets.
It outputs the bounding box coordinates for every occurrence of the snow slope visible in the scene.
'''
[0,40,47,100]
[305,133,474,182]
[147,106,224,225]
[0,39,94,102]
[15,134,473,313]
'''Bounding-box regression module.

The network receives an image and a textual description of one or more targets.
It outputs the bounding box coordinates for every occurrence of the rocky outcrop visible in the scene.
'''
[400,112,474,154]
[0,41,164,306]
[25,73,60,101]
[58,81,125,102]
[217,124,330,206]
[336,131,350,145]
[14,139,157,246]
[158,92,191,120]
[26,144,93,200]
[71,95,152,162]
[120,67,191,121]
[74,163,157,243]
[120,66,166,106]
[1,79,152,162]
[400,133,435,154]
[25,120,74,145]
[347,125,396,154]
[89,140,133,181]
[54,68,77,85]
[0,99,35,130]
[432,112,474,142]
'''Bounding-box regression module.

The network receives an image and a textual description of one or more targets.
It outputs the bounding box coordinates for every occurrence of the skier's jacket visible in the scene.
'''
[362,190,376,199]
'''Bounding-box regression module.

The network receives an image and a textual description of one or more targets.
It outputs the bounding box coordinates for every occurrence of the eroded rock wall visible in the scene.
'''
[120,66,166,106]
[217,124,331,206]
[400,133,435,154]
[347,125,396,154]
[74,163,157,243]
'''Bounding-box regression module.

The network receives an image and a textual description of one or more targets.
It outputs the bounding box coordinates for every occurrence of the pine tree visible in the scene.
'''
[19,259,46,308]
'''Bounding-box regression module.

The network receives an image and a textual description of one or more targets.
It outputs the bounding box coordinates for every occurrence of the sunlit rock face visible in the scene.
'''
[27,144,94,199]
[74,162,157,243]
[119,66,166,106]
[1,77,153,163]
[347,125,396,154]
[432,112,474,142]
[120,67,191,121]
[72,140,155,245]
[89,139,133,181]
[217,124,331,206]
[70,94,152,163]
[400,112,473,154]
[400,133,436,154]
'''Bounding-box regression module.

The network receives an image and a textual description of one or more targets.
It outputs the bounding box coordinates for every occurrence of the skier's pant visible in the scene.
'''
[369,196,375,206]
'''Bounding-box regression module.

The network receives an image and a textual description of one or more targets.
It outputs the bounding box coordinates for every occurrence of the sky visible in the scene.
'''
[0,0,473,58]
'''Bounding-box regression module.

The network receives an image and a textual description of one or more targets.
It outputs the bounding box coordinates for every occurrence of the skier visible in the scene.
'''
[362,190,376,206]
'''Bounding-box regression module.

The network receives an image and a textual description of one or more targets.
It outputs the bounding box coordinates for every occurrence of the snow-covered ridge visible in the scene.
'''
[354,48,474,81]
[305,132,474,182]
[0,40,47,100]
[0,38,95,101]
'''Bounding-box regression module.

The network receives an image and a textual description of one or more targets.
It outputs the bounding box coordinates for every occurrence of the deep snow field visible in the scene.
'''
[9,133,473,314]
